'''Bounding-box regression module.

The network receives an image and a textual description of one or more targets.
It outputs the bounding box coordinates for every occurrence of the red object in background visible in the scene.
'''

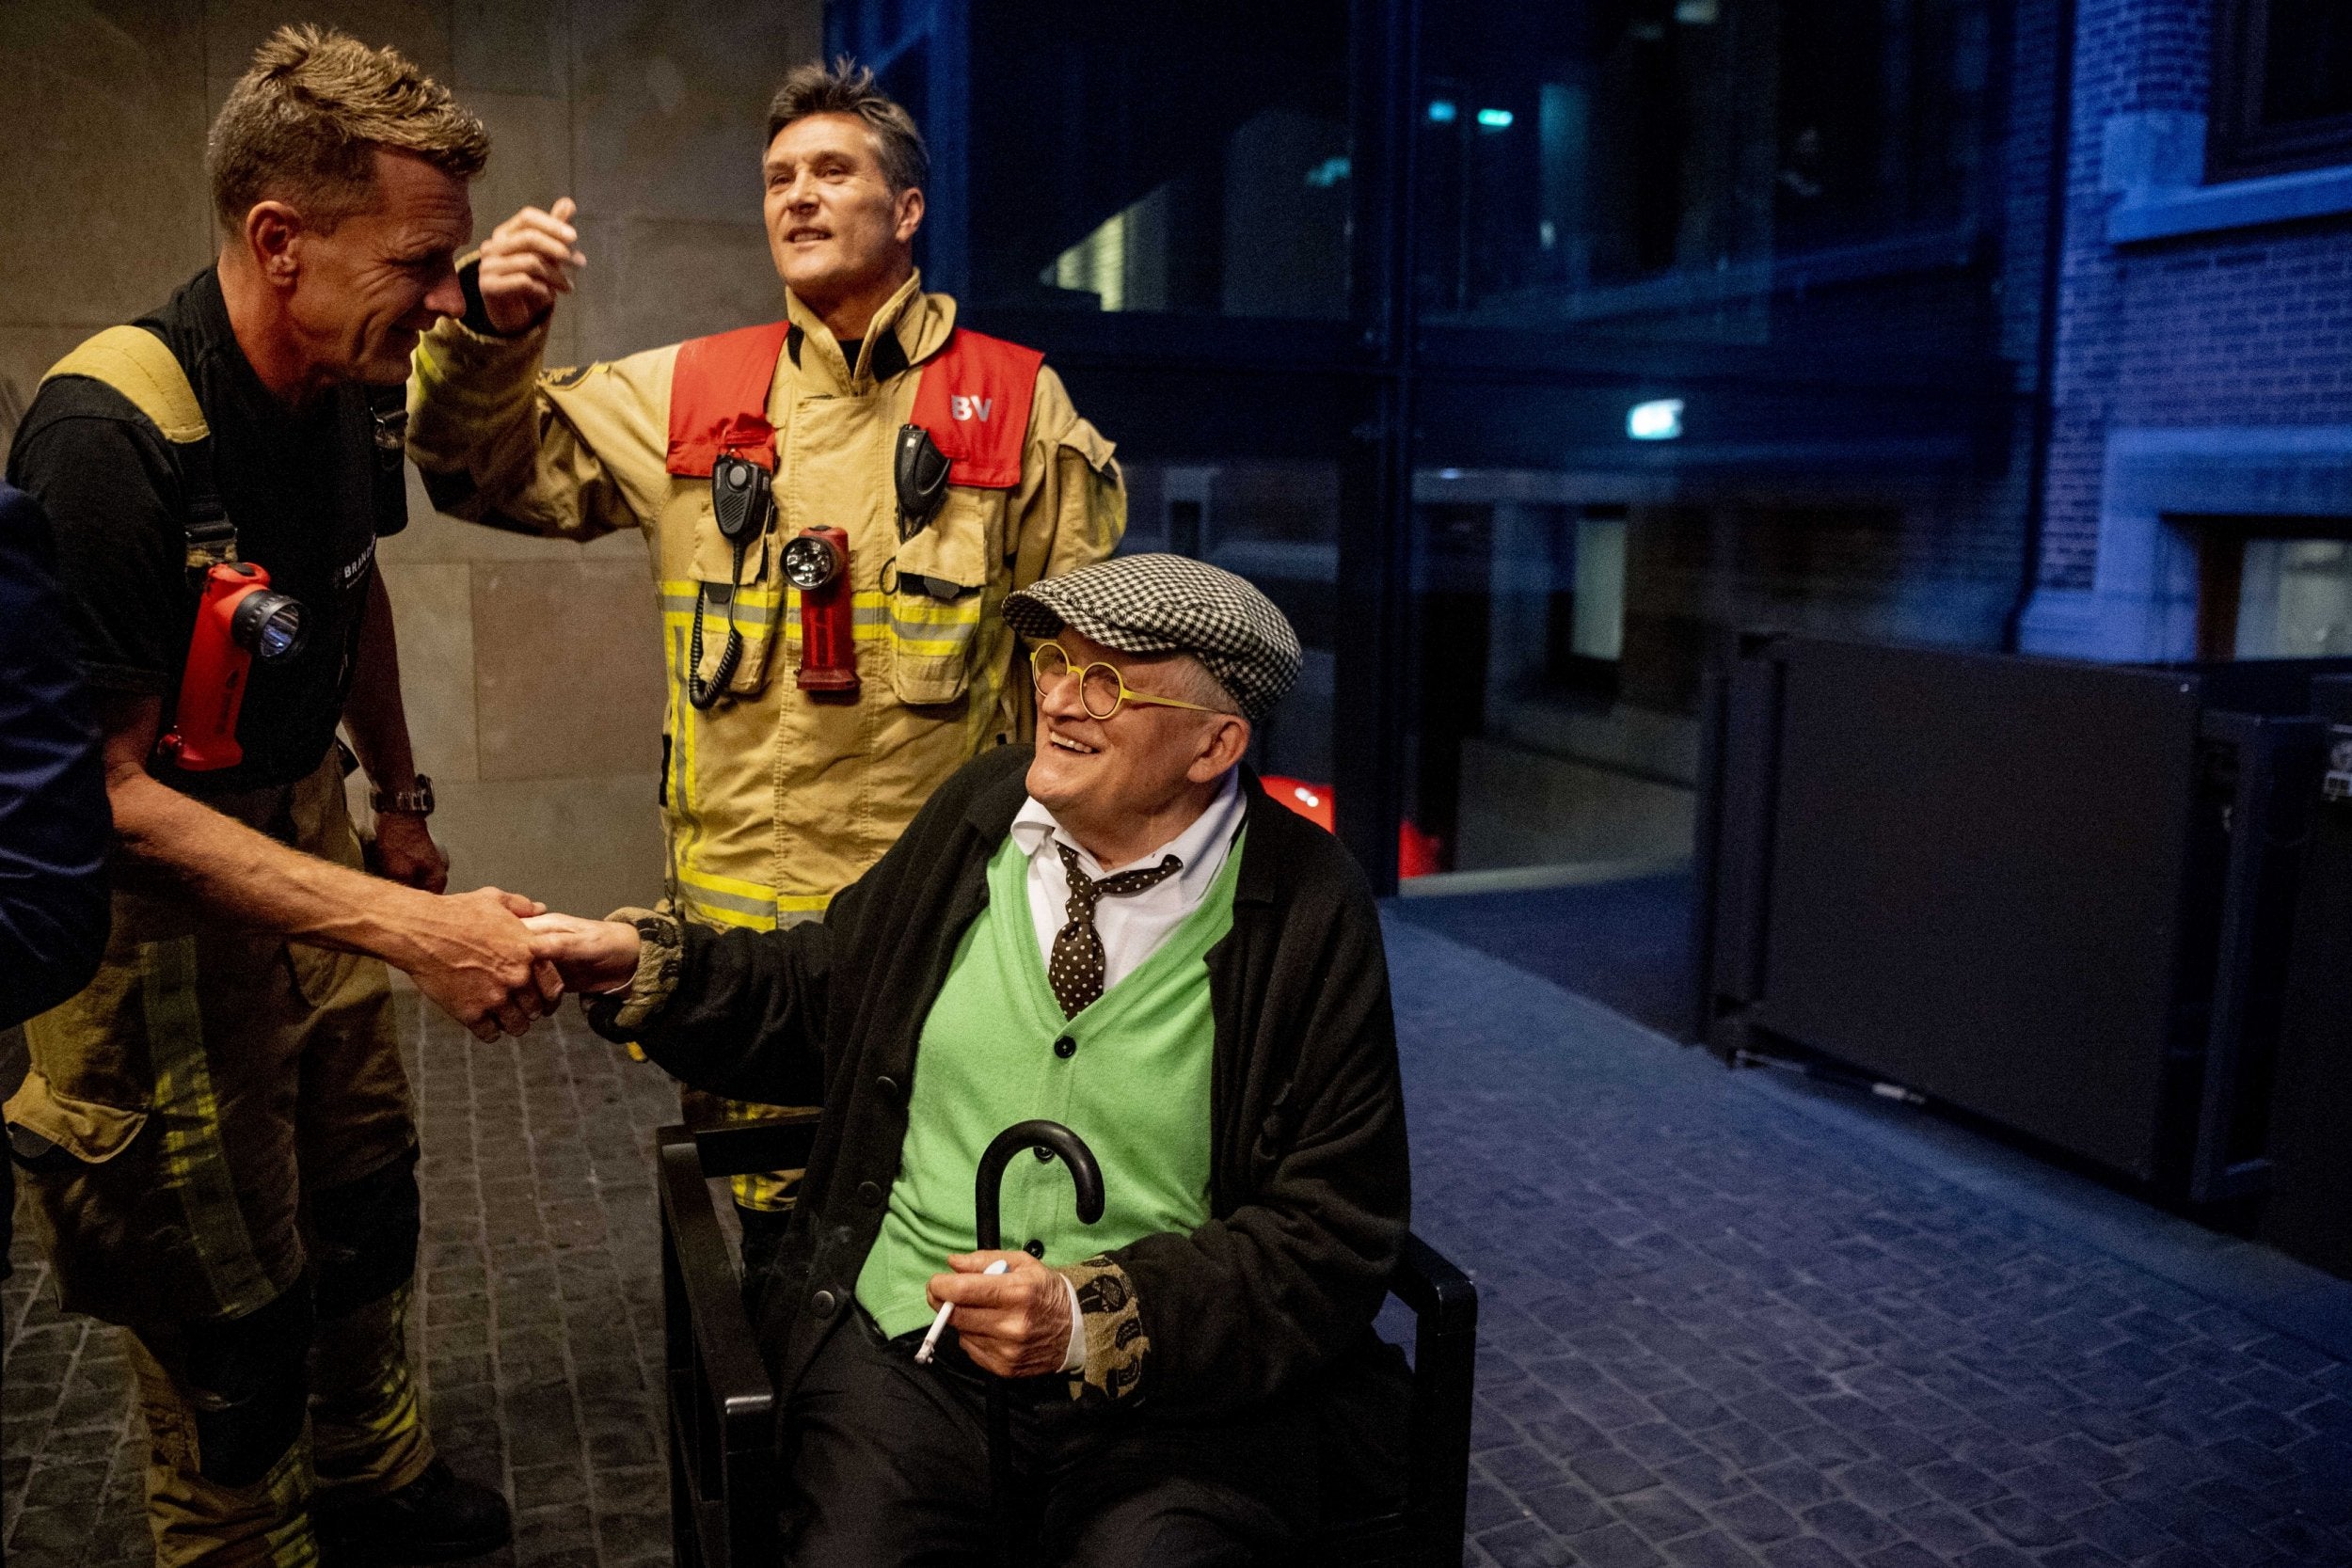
[1398,817,1443,879]
[1263,775,1445,878]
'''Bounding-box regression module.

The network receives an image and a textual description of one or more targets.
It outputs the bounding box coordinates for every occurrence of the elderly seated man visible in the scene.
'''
[528,554,1408,1566]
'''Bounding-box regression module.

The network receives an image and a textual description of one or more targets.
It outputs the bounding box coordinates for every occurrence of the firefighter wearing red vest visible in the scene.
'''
[405,61,1124,1222]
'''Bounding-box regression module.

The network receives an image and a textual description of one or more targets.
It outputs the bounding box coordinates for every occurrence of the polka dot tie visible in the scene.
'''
[1049,843,1181,1018]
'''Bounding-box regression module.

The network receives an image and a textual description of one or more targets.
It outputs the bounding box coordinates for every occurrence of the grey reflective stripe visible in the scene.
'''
[678,882,778,923]
[664,622,699,840]
[889,611,981,645]
[139,936,276,1319]
[662,588,779,628]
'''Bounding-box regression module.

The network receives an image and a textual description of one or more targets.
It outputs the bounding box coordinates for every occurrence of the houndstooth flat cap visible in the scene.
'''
[1003,554,1302,723]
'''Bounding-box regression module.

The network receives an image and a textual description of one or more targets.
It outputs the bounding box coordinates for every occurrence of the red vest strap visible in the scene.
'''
[665,320,791,476]
[665,321,1043,487]
[909,329,1044,489]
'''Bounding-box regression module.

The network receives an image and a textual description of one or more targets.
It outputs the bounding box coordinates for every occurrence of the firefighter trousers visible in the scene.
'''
[5,752,434,1566]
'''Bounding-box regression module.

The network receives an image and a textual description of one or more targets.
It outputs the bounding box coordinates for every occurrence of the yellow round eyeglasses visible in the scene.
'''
[1030,641,1223,721]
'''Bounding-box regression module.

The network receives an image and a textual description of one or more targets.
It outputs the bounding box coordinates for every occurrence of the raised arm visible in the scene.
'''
[406,198,661,545]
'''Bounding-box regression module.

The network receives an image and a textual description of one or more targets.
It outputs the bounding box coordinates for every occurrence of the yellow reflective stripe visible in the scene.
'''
[891,595,982,626]
[675,870,832,930]
[679,863,781,901]
[310,1282,431,1494]
[891,597,982,658]
[657,578,782,626]
[658,584,904,642]
[664,619,703,895]
[678,893,775,931]
[139,936,276,1318]
[894,634,977,658]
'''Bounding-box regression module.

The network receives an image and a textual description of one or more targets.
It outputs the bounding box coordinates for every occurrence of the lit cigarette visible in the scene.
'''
[914,1257,1008,1366]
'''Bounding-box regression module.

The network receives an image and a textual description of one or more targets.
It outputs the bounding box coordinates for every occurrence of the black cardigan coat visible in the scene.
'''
[603,745,1410,1415]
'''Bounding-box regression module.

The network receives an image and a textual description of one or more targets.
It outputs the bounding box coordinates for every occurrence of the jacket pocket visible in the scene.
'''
[886,487,994,705]
[687,494,784,698]
[3,1071,149,1167]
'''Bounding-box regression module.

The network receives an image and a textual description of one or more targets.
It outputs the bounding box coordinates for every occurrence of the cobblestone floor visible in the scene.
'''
[7,919,2352,1568]
[3,990,681,1568]
[1385,924,2352,1568]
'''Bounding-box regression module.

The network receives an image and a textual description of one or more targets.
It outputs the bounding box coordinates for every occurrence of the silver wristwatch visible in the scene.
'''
[370,774,436,816]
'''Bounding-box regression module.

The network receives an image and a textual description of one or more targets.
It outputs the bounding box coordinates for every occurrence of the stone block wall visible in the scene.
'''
[0,0,819,917]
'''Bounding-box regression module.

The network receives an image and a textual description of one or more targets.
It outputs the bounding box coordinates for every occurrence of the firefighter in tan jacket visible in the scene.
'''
[405,62,1123,1216]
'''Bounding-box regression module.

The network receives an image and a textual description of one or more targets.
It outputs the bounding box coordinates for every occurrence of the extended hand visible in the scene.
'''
[929,1251,1075,1379]
[398,886,563,1041]
[476,197,586,335]
[524,911,643,996]
[368,811,449,894]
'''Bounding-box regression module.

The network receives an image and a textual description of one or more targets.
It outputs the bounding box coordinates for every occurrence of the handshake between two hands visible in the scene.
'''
[400,891,643,1043]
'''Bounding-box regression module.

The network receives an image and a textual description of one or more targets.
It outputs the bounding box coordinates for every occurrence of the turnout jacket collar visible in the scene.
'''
[782,269,954,393]
[607,744,1410,1418]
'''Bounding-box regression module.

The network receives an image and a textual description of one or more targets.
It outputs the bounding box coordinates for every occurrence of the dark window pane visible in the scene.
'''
[2261,0,2352,126]
[1416,0,1994,346]
[961,0,1350,319]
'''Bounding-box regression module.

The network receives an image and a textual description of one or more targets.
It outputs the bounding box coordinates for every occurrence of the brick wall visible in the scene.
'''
[2040,0,2352,597]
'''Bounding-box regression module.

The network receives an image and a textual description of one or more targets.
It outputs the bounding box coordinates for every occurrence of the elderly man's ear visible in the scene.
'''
[1189,715,1251,784]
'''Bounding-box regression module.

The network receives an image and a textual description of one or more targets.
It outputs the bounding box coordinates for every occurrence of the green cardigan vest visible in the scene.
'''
[854,829,1244,1337]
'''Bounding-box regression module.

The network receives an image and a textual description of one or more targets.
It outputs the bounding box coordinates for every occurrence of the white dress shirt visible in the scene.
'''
[1009,768,1247,994]
[1003,768,1246,1370]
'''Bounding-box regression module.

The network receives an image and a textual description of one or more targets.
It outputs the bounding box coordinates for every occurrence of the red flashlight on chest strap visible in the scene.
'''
[160,562,310,771]
[782,526,859,695]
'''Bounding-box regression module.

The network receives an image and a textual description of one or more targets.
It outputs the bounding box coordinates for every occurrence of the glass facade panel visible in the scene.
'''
[831,0,2041,890]
[1415,0,1996,354]
[1400,491,1708,881]
[959,1,1351,319]
[1120,460,1340,786]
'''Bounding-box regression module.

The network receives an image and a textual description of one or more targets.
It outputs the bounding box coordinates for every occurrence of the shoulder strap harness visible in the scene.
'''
[40,325,238,578]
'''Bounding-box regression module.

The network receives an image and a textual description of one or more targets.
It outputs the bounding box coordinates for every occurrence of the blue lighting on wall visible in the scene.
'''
[1475,107,1514,129]
[1427,100,1456,123]
[1627,399,1685,440]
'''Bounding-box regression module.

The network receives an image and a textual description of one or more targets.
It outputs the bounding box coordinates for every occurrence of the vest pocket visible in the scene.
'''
[887,487,994,705]
[687,501,784,698]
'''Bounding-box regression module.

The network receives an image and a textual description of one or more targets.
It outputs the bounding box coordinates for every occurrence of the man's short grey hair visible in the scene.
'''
[1166,655,1242,717]
[765,57,929,193]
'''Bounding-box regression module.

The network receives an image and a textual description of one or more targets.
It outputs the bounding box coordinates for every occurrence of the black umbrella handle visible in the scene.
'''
[973,1119,1104,1253]
[972,1119,1105,1568]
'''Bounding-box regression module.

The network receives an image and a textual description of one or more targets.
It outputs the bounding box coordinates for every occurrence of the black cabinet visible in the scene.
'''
[2262,675,2352,1276]
[1695,636,2348,1202]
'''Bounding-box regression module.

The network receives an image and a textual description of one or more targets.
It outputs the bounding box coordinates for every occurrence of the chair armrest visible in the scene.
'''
[656,1124,775,1448]
[1390,1232,1476,1333]
[1391,1231,1477,1563]
[685,1112,824,1179]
